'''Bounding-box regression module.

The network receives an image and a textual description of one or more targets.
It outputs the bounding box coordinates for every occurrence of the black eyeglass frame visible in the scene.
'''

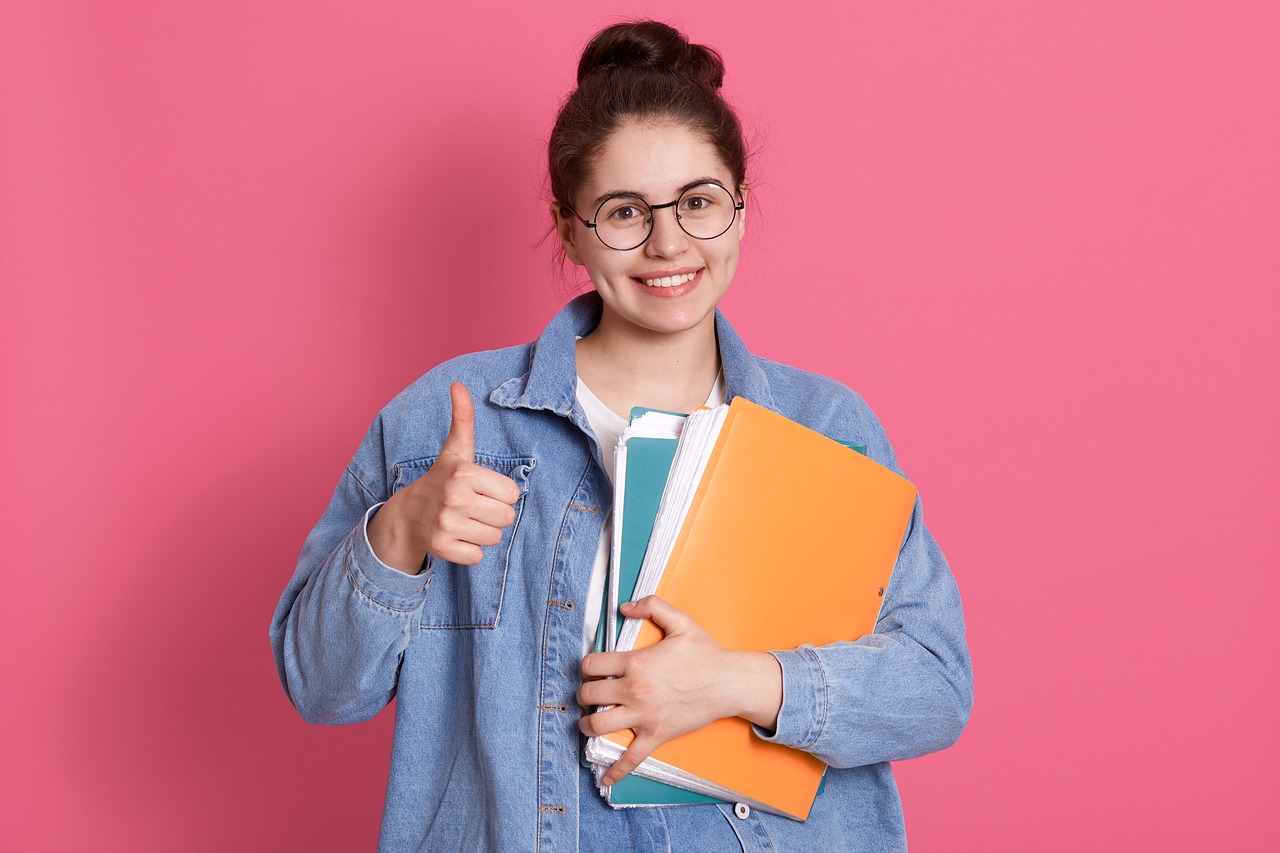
[562,181,746,251]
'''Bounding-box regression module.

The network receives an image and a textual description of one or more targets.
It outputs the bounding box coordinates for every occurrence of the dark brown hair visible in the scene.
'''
[548,21,748,210]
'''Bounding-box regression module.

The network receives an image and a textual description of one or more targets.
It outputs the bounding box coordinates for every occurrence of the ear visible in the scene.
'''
[551,202,585,266]
[735,184,749,240]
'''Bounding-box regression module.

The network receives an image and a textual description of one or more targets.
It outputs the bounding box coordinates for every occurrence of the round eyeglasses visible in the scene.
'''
[564,182,745,251]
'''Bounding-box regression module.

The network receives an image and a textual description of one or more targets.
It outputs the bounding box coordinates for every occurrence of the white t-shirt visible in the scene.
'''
[575,373,726,657]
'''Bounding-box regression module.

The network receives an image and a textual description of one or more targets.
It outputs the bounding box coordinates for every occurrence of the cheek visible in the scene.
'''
[712,245,741,294]
[580,252,627,288]
[713,240,741,273]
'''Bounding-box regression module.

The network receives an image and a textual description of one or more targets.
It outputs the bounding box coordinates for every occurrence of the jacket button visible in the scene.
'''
[734,803,750,820]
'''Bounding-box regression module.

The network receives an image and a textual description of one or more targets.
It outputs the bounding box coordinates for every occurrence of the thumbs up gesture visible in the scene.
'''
[367,382,522,574]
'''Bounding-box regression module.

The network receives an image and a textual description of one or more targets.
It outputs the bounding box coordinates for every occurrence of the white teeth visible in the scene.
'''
[641,272,697,288]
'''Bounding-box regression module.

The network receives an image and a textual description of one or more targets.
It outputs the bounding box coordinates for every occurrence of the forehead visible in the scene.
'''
[583,120,733,203]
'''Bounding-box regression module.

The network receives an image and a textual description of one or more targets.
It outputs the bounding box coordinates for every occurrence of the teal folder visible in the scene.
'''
[614,435,679,639]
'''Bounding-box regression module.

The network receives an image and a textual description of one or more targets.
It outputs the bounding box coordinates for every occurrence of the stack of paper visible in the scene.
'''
[586,397,918,820]
[592,408,724,808]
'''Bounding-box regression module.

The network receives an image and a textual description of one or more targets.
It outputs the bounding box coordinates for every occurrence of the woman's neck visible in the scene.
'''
[575,311,722,419]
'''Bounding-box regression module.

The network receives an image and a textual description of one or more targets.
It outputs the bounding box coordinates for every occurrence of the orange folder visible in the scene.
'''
[604,397,918,820]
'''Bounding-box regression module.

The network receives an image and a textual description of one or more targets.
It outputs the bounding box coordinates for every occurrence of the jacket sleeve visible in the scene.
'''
[754,393,973,768]
[269,415,431,725]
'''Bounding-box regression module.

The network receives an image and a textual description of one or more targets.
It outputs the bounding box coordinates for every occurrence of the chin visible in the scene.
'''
[632,305,719,337]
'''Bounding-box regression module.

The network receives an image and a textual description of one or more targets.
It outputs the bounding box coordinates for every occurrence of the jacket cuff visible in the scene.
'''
[345,503,433,611]
[754,645,826,749]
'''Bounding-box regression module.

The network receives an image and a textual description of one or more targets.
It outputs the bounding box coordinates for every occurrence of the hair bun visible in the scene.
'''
[577,20,725,89]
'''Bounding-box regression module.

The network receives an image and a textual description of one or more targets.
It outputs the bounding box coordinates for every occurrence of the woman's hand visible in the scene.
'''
[367,382,522,574]
[577,595,783,785]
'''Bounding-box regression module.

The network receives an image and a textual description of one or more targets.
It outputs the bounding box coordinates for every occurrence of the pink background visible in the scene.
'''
[3,1,1277,850]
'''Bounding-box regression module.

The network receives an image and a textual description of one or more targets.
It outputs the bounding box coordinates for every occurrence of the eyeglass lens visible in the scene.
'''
[593,183,739,251]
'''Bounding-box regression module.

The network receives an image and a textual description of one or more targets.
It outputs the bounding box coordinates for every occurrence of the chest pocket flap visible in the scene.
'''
[390,453,535,628]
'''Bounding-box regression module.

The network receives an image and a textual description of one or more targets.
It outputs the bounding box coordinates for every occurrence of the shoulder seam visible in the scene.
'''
[346,464,380,503]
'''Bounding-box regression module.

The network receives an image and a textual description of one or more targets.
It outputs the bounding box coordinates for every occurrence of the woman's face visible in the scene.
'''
[555,120,745,342]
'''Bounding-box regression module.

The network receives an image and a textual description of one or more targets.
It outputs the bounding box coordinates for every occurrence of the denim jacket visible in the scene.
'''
[270,293,972,852]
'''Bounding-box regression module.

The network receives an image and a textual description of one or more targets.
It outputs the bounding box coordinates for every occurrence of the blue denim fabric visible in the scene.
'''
[270,293,972,852]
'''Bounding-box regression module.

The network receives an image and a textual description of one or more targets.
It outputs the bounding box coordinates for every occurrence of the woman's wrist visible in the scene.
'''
[724,649,783,732]
[366,498,426,575]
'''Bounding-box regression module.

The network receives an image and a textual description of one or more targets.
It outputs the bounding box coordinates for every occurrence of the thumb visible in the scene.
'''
[441,381,475,461]
[620,595,689,635]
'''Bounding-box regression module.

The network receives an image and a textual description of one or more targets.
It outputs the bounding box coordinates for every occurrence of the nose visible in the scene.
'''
[644,204,689,258]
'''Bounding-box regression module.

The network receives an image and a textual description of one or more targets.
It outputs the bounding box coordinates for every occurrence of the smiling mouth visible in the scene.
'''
[639,272,699,288]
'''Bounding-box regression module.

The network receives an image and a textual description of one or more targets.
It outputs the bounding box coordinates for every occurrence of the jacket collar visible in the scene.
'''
[490,291,776,416]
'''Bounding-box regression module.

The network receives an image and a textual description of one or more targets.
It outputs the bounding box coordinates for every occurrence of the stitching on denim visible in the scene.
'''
[347,577,417,615]
[747,799,778,845]
[723,803,779,851]
[537,805,566,814]
[394,452,533,473]
[713,803,745,846]
[345,464,380,503]
[536,459,591,852]
[547,599,575,610]
[568,502,599,514]
[343,553,421,615]
[755,813,778,851]
[537,703,569,713]
[809,646,828,749]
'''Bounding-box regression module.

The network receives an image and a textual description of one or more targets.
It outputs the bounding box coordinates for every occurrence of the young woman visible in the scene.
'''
[272,20,972,852]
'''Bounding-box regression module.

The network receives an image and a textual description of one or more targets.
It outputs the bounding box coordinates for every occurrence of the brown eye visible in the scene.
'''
[609,204,645,222]
[598,196,649,227]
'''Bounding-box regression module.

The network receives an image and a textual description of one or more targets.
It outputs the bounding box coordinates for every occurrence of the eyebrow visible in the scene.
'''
[590,177,730,209]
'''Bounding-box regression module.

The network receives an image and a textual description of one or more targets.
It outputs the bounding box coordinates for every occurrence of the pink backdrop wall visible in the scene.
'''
[3,1,1277,849]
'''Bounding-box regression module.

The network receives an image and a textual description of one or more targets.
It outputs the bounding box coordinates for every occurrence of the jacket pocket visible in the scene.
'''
[390,453,535,628]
